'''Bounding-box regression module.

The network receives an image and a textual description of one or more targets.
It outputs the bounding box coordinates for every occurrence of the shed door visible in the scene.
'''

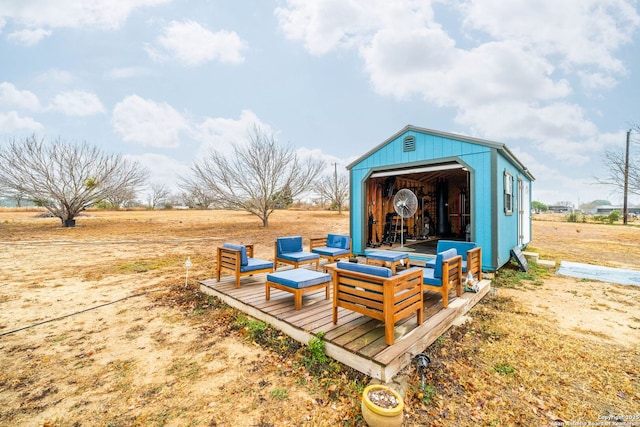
[518,179,531,246]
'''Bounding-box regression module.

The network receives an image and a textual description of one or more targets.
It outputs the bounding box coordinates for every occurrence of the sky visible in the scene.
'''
[1,0,639,207]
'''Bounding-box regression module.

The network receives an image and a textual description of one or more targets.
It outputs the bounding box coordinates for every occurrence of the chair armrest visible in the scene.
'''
[244,244,254,258]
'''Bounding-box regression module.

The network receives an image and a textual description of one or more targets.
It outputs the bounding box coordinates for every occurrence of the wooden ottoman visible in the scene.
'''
[266,269,331,310]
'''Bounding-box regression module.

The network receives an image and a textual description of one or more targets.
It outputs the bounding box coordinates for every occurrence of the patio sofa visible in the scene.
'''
[274,236,320,270]
[310,234,352,264]
[421,248,463,308]
[216,243,274,288]
[331,261,423,345]
[426,240,482,280]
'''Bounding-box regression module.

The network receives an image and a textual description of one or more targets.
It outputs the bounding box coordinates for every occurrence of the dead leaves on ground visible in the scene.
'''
[403,293,640,426]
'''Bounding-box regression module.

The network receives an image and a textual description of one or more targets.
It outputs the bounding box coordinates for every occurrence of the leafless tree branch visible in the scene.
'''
[0,135,149,226]
[184,125,324,226]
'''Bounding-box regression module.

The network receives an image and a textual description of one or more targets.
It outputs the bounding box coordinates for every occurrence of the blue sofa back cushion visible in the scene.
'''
[327,234,350,250]
[223,243,248,266]
[277,236,303,254]
[436,240,476,261]
[336,261,392,278]
[434,248,457,278]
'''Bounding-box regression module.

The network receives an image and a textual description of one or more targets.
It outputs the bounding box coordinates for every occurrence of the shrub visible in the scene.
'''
[566,212,581,222]
[608,210,621,223]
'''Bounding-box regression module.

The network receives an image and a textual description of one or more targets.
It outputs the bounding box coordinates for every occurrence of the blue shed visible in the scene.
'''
[346,125,535,271]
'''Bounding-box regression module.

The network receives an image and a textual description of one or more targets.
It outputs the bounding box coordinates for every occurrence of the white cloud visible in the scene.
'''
[460,0,640,73]
[0,82,41,111]
[48,90,105,116]
[146,19,247,66]
[0,0,170,35]
[112,95,190,148]
[578,71,618,93]
[0,111,43,133]
[275,0,437,55]
[275,0,639,167]
[194,110,273,158]
[7,27,51,45]
[457,101,597,142]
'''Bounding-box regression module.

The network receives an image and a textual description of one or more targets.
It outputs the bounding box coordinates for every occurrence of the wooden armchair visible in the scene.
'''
[332,262,423,346]
[216,243,274,288]
[426,240,482,278]
[421,248,463,308]
[274,236,320,270]
[465,246,482,281]
[310,234,352,264]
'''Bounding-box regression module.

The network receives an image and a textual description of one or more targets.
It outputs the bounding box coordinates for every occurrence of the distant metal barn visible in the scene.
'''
[347,125,535,271]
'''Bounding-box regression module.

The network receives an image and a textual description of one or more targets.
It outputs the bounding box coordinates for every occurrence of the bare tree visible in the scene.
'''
[147,183,171,209]
[103,187,138,210]
[177,176,216,209]
[0,136,149,226]
[314,167,349,214]
[187,125,324,226]
[596,125,640,198]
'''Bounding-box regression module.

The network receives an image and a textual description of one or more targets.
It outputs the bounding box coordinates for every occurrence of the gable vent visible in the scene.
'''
[403,135,416,152]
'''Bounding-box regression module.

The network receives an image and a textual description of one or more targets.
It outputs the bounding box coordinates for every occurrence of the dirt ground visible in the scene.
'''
[0,209,638,426]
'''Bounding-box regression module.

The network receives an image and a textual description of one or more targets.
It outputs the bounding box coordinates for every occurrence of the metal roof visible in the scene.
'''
[347,124,535,181]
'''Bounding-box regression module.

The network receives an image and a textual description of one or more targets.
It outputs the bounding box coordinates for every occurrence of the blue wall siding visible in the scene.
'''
[468,150,493,271]
[494,155,533,267]
[349,131,495,270]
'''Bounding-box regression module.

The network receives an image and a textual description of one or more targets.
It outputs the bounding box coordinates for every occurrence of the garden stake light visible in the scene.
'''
[414,354,431,389]
[184,256,192,288]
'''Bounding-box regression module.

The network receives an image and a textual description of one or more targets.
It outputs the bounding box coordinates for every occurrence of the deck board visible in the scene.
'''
[200,263,490,381]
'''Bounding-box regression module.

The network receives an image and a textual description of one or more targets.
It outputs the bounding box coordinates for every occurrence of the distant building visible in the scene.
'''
[594,205,640,215]
[547,205,572,214]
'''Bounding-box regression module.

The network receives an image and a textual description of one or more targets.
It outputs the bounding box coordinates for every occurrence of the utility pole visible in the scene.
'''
[623,129,630,225]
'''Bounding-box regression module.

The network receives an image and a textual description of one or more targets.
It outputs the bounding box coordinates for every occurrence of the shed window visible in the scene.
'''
[403,136,416,152]
[504,171,513,215]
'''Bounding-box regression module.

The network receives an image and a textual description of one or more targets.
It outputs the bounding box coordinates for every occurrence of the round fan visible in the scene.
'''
[393,189,418,250]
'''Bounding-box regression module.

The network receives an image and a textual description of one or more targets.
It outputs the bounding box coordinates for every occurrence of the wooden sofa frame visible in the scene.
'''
[216,244,273,288]
[428,240,483,280]
[274,237,320,270]
[465,246,482,281]
[309,235,352,264]
[331,263,423,345]
[423,254,463,308]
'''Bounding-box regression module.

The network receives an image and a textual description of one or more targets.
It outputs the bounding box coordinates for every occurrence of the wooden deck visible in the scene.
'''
[200,263,490,382]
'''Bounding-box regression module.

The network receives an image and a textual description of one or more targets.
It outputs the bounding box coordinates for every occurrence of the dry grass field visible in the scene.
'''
[0,208,638,426]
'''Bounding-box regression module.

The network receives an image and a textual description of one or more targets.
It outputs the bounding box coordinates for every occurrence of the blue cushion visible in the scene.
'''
[277,236,303,254]
[422,267,442,286]
[336,261,392,278]
[312,247,350,257]
[278,251,319,262]
[223,243,248,266]
[366,250,408,262]
[425,258,436,269]
[327,234,350,250]
[434,248,457,279]
[267,269,330,289]
[435,240,476,261]
[239,258,273,273]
